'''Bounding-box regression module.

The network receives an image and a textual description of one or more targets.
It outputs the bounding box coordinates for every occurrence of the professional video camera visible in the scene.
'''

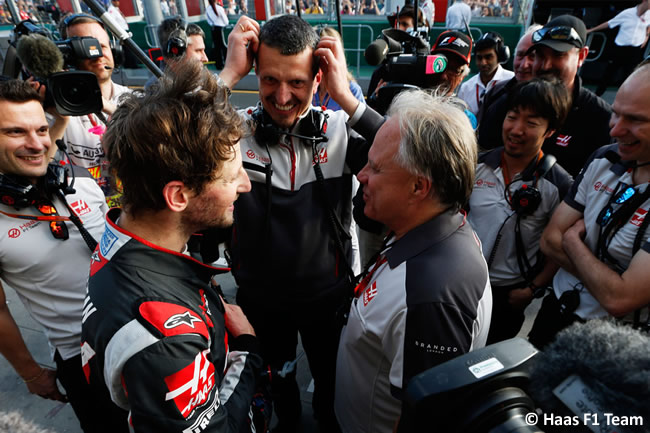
[364,27,447,114]
[9,19,103,116]
[402,338,542,433]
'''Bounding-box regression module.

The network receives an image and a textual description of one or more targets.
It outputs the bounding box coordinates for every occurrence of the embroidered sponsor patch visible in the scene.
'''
[363,281,378,306]
[630,208,647,227]
[139,301,209,340]
[70,199,91,216]
[556,134,571,147]
[165,349,217,419]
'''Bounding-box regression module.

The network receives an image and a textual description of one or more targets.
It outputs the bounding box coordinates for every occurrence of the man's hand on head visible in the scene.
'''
[219,16,260,89]
[314,35,360,116]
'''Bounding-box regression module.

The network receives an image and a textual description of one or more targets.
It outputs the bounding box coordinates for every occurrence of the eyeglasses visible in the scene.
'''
[596,183,636,227]
[36,201,70,240]
[532,26,583,47]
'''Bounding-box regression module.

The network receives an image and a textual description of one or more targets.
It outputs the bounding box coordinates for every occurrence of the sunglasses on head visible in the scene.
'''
[532,26,583,46]
[596,183,636,227]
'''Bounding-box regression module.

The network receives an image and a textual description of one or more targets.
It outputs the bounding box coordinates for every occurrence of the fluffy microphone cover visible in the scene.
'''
[16,33,64,80]
[528,320,650,427]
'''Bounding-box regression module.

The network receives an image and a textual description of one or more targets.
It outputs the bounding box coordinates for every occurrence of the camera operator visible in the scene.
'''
[468,78,573,344]
[144,16,209,89]
[0,79,128,432]
[57,13,131,202]
[528,60,650,348]
[358,29,473,265]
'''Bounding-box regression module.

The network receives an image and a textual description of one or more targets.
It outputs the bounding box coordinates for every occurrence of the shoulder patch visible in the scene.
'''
[138,301,209,340]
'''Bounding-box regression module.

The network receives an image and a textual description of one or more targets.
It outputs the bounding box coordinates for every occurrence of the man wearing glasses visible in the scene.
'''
[528,60,650,348]
[0,79,127,432]
[527,15,613,177]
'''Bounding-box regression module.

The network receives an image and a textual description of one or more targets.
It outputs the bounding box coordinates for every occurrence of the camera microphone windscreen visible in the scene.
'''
[16,33,64,81]
[528,320,650,430]
[365,38,389,66]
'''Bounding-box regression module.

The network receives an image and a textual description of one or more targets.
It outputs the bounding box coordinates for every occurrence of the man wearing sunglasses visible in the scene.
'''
[528,60,650,348]
[527,15,613,177]
[0,79,127,432]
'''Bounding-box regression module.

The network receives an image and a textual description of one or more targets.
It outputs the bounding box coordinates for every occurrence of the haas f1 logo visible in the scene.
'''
[165,349,217,419]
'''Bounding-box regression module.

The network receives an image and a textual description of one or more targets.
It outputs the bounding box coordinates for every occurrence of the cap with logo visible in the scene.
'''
[531,15,586,53]
[431,30,472,65]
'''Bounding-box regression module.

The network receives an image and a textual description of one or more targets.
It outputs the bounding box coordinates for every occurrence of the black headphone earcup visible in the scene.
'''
[499,44,510,64]
[511,186,541,216]
[252,109,280,146]
[165,35,187,59]
[111,40,124,69]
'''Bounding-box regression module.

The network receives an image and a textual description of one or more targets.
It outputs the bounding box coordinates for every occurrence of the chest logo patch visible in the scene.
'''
[556,134,571,147]
[630,208,647,227]
[70,199,91,216]
[363,281,378,306]
[139,301,209,340]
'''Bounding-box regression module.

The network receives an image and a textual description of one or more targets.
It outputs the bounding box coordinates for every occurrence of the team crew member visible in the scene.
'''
[316,45,492,428]
[477,24,541,129]
[588,0,650,96]
[0,79,127,432]
[58,14,130,202]
[80,61,260,432]
[469,79,573,343]
[207,0,228,69]
[529,61,650,348]
[217,15,380,432]
[479,15,612,176]
[457,31,514,116]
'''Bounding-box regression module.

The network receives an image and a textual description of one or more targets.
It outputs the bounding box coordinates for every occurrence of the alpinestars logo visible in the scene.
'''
[164,311,203,329]
[165,349,217,419]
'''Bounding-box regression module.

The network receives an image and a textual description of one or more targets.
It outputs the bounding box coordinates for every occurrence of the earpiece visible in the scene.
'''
[251,107,328,147]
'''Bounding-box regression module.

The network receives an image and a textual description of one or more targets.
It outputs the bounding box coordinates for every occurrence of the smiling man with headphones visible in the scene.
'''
[468,78,573,344]
[58,13,131,204]
[457,31,514,116]
[0,79,128,432]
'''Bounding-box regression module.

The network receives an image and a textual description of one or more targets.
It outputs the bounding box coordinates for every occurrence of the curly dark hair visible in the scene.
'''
[103,60,242,216]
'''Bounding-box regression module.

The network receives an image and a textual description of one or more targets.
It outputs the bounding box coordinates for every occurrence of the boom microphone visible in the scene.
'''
[528,320,650,432]
[16,33,64,80]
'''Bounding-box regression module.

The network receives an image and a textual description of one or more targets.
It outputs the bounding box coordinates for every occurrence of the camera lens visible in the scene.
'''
[48,71,103,116]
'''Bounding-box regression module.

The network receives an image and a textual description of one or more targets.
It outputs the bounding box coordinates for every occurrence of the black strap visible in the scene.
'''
[57,191,98,253]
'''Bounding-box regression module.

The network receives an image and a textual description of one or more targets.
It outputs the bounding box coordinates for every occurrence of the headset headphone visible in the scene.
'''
[164,28,187,59]
[251,106,329,147]
[477,31,510,64]
[60,13,124,69]
[0,162,75,210]
[506,154,556,216]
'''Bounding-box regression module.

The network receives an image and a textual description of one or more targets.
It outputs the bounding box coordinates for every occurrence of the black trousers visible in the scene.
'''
[237,290,343,432]
[486,284,527,345]
[54,351,130,433]
[527,292,584,350]
[210,26,227,69]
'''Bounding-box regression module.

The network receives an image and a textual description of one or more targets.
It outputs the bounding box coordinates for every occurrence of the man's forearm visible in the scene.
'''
[540,228,578,275]
[0,307,43,380]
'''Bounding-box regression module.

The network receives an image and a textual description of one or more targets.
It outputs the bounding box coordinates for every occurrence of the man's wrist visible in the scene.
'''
[215,74,232,97]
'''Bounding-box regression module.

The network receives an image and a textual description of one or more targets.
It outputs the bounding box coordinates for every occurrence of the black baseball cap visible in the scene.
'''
[531,15,586,52]
[432,30,472,65]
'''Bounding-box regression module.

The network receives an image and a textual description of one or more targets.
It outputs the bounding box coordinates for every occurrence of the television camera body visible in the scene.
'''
[365,27,448,114]
[8,19,103,116]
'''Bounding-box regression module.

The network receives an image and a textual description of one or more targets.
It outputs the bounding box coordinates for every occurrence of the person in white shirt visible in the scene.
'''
[457,31,514,116]
[446,0,472,29]
[206,0,228,69]
[588,0,650,96]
